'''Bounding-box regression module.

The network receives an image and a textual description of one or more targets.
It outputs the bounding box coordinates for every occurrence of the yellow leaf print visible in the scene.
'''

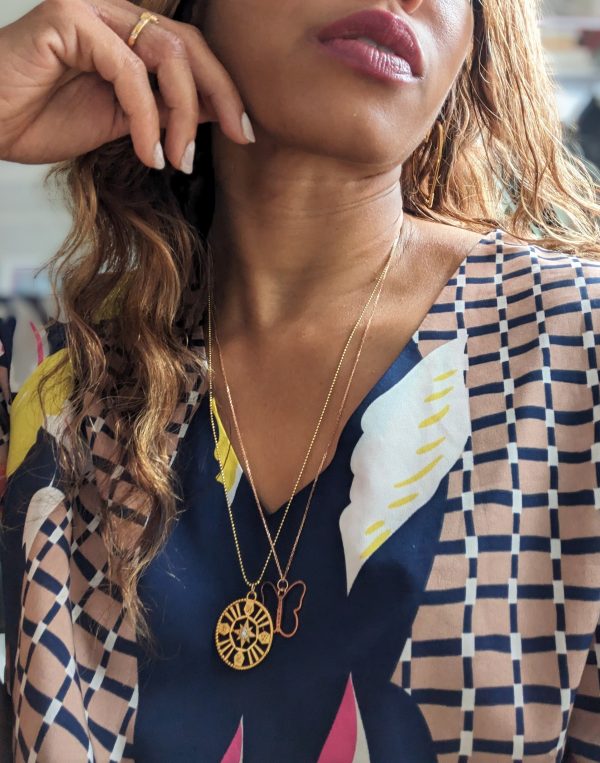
[7,349,73,478]
[210,396,243,503]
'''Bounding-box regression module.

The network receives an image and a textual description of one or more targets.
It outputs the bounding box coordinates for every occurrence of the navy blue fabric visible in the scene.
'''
[134,337,449,762]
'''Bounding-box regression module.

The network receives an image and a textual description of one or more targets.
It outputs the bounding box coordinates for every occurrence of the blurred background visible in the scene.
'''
[0,0,599,298]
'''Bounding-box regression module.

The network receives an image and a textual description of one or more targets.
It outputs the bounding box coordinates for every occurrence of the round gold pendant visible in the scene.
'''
[215,594,274,670]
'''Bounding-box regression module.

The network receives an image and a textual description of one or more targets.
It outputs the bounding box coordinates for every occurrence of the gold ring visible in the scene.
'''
[127,10,160,48]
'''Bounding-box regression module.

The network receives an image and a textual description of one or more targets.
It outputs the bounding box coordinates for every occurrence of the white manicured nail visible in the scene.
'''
[153,141,165,170]
[241,112,256,143]
[180,140,196,174]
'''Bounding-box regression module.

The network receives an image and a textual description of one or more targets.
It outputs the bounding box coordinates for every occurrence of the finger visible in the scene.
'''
[177,24,255,145]
[93,0,254,146]
[153,87,213,131]
[150,30,201,172]
[90,2,200,169]
[45,0,163,168]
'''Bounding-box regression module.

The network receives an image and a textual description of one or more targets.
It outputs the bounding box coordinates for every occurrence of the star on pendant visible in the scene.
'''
[234,619,255,645]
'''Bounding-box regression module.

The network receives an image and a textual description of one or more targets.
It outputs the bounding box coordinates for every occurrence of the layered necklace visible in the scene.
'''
[207,230,401,670]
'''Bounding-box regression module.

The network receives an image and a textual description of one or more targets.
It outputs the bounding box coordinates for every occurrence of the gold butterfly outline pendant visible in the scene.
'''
[260,579,307,638]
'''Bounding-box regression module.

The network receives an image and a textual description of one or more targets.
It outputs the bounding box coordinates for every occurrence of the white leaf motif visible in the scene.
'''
[339,334,471,594]
[23,486,66,560]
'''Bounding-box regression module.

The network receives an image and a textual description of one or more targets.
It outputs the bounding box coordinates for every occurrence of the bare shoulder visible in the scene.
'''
[405,215,488,250]
[403,215,491,281]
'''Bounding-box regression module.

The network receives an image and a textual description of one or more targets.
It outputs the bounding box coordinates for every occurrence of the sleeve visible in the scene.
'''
[0,294,71,763]
[563,256,600,762]
[564,618,600,762]
[0,295,61,688]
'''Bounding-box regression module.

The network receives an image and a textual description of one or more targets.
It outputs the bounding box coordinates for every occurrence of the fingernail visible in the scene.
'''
[241,112,256,143]
[153,141,165,170]
[180,140,196,174]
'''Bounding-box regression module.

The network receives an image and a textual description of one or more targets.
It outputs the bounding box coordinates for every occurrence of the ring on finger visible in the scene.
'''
[127,11,160,49]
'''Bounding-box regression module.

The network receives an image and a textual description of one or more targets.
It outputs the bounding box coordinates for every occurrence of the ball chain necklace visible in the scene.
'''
[207,229,401,670]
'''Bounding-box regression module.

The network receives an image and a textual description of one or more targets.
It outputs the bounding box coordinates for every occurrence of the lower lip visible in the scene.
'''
[317,38,416,83]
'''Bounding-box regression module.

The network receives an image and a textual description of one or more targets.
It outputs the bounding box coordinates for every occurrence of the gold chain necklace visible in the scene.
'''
[208,230,400,670]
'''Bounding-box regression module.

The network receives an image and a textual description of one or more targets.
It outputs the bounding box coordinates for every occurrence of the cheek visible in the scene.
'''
[429,0,475,81]
[201,0,297,89]
[203,1,345,144]
[202,0,474,165]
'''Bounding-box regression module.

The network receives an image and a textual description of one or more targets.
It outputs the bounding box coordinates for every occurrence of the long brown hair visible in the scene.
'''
[36,0,600,641]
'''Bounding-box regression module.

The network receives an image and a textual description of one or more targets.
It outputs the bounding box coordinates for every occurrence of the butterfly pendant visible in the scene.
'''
[260,579,307,638]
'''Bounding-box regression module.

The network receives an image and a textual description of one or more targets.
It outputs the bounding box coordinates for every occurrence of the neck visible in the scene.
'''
[206,130,409,337]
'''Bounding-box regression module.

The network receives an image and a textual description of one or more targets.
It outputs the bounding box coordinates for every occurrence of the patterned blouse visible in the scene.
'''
[0,229,599,763]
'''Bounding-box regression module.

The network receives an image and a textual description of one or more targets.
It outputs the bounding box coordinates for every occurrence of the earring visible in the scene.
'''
[413,120,446,209]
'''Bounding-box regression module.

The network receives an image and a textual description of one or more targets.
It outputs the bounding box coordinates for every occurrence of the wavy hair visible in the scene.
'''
[35,0,600,641]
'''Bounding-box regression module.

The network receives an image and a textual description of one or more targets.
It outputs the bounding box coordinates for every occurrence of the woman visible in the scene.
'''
[0,0,599,760]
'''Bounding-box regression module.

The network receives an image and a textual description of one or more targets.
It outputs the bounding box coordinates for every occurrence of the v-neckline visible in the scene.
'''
[202,228,497,519]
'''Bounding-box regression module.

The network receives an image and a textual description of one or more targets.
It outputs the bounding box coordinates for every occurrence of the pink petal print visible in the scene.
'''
[221,717,243,763]
[9,303,49,392]
[30,321,45,366]
[318,674,370,763]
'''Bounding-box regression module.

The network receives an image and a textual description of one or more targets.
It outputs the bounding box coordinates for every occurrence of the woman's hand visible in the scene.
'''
[0,0,254,172]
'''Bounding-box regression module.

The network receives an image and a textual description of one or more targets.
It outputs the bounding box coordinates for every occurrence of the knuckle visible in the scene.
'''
[122,51,147,76]
[158,29,187,58]
[41,0,79,16]
[89,2,110,25]
[184,24,206,47]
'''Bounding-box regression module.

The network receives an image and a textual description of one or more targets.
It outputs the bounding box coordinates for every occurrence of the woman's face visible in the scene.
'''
[197,1,475,169]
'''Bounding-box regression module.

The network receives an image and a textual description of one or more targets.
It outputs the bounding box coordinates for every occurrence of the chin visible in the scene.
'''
[257,105,416,169]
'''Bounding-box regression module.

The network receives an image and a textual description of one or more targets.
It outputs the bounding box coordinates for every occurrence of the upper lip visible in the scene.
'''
[316,8,424,77]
